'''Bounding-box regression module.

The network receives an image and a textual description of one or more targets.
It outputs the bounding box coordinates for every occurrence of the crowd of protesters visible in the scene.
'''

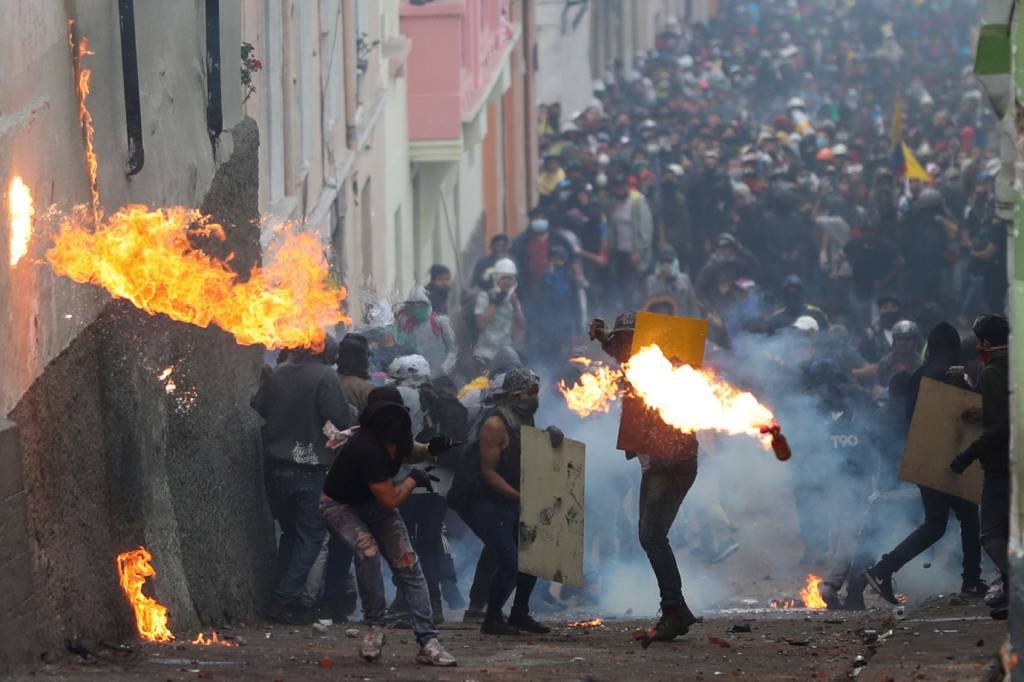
[250,0,1013,664]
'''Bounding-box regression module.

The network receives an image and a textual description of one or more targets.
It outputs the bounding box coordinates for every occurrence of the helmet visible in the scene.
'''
[915,188,943,209]
[677,55,694,69]
[666,163,684,177]
[792,316,820,333]
[831,144,849,157]
[388,355,431,387]
[597,153,611,167]
[815,148,834,162]
[786,97,807,111]
[493,368,540,396]
[891,320,919,339]
[491,258,518,278]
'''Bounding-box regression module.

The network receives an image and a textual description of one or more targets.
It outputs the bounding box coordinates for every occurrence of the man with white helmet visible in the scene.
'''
[474,258,525,363]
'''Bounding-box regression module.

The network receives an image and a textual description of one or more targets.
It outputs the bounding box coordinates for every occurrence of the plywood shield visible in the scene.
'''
[517,426,586,587]
[899,377,983,504]
[616,312,708,458]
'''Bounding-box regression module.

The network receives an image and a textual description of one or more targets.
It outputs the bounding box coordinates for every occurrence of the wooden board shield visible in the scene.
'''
[517,426,586,587]
[616,312,708,458]
[899,377,984,504]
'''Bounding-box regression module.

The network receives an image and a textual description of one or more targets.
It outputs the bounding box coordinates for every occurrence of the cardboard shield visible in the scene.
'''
[899,377,983,504]
[616,312,708,458]
[517,426,586,587]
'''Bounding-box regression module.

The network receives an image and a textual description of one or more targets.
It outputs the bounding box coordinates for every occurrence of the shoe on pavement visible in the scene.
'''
[991,606,1009,621]
[508,609,551,634]
[819,583,842,611]
[960,579,989,598]
[265,600,314,626]
[985,583,1006,608]
[462,605,487,623]
[481,613,521,636]
[416,637,457,666]
[863,565,898,605]
[359,625,386,662]
[653,602,699,641]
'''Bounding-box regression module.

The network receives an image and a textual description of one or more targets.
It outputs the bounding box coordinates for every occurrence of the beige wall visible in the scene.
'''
[0,1,242,415]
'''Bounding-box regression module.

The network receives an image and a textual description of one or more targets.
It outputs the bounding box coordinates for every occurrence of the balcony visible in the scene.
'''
[400,0,520,160]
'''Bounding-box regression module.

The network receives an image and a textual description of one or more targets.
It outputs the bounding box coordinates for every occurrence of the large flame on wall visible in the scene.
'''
[46,206,349,349]
[7,176,33,266]
[560,345,776,443]
[116,547,175,643]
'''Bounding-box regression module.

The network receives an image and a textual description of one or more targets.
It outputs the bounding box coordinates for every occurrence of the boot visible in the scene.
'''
[652,602,698,641]
[508,607,551,634]
[481,612,520,636]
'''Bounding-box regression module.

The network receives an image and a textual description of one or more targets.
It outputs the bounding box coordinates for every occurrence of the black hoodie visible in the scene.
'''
[905,322,963,423]
[958,353,1009,476]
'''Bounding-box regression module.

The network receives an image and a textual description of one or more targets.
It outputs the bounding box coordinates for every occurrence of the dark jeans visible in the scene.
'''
[462,498,537,617]
[399,493,448,600]
[266,465,329,604]
[320,496,437,643]
[875,485,981,583]
[638,456,698,609]
[980,474,1010,588]
[468,545,499,609]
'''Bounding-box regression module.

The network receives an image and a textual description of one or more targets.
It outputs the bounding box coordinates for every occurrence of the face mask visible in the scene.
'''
[412,306,430,324]
[530,219,550,233]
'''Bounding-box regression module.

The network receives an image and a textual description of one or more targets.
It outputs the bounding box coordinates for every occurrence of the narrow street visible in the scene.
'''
[21,599,1002,681]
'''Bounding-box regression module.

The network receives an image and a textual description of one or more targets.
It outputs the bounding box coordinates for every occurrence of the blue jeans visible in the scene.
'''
[265,466,329,605]
[462,498,537,617]
[320,496,438,643]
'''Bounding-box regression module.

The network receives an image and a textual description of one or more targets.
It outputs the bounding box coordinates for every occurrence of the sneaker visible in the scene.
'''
[652,603,699,641]
[441,580,467,610]
[960,579,989,598]
[508,609,551,634]
[863,565,898,605]
[985,583,1005,608]
[819,583,842,611]
[462,605,487,623]
[481,613,521,636]
[991,606,1009,621]
[265,600,314,626]
[416,637,457,666]
[359,625,386,662]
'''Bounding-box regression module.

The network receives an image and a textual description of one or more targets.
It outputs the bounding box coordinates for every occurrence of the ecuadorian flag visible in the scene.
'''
[889,96,931,182]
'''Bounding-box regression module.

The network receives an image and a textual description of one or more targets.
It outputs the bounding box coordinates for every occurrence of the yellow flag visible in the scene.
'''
[901,143,932,182]
[890,96,904,150]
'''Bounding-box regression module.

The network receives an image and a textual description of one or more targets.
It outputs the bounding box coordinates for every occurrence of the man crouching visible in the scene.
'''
[321,386,457,666]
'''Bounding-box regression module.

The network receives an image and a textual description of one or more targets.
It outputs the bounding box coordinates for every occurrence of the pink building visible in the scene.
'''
[400,0,537,282]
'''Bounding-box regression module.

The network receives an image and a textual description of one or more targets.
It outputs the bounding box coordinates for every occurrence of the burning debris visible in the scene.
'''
[768,575,828,610]
[192,630,238,647]
[560,345,788,457]
[567,618,605,629]
[7,176,33,267]
[116,547,174,643]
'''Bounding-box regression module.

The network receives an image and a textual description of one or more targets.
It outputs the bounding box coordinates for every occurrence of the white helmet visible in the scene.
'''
[492,258,517,278]
[786,97,807,111]
[388,354,431,387]
[792,316,820,333]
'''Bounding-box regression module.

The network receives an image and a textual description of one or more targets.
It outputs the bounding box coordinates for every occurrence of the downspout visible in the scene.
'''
[117,0,144,176]
[342,0,358,148]
[205,0,224,144]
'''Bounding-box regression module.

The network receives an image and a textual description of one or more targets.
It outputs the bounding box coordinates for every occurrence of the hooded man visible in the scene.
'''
[449,369,561,636]
[251,335,352,625]
[589,312,701,642]
[951,314,1010,618]
[474,258,526,363]
[395,286,457,379]
[321,387,458,666]
[337,333,375,414]
[865,322,985,604]
[767,274,829,332]
[425,264,453,316]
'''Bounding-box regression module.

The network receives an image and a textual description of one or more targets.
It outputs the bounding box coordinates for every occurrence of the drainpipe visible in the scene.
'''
[118,0,144,176]
[342,0,358,148]
[205,0,224,142]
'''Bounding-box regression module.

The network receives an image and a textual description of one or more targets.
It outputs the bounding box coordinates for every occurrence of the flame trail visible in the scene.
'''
[7,176,33,266]
[116,548,175,642]
[47,206,349,349]
[558,357,621,417]
[69,25,100,223]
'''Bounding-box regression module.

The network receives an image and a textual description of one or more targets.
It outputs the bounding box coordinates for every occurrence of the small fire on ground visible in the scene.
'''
[770,574,827,610]
[568,618,605,629]
[192,630,238,647]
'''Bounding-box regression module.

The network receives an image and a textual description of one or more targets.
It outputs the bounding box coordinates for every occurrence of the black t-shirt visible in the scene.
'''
[323,428,404,505]
[844,236,899,296]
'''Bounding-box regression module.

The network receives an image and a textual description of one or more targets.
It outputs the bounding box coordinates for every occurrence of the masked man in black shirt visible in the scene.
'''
[321,387,457,667]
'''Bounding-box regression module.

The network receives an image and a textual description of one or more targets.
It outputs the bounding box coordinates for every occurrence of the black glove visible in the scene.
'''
[407,468,434,490]
[950,455,970,475]
[493,289,509,305]
[588,317,608,341]
[428,434,460,456]
[546,425,565,448]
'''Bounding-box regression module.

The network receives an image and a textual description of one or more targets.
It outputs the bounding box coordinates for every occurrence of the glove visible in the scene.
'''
[493,289,509,305]
[950,455,970,475]
[546,425,565,448]
[407,468,434,490]
[428,434,461,456]
[588,317,608,341]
